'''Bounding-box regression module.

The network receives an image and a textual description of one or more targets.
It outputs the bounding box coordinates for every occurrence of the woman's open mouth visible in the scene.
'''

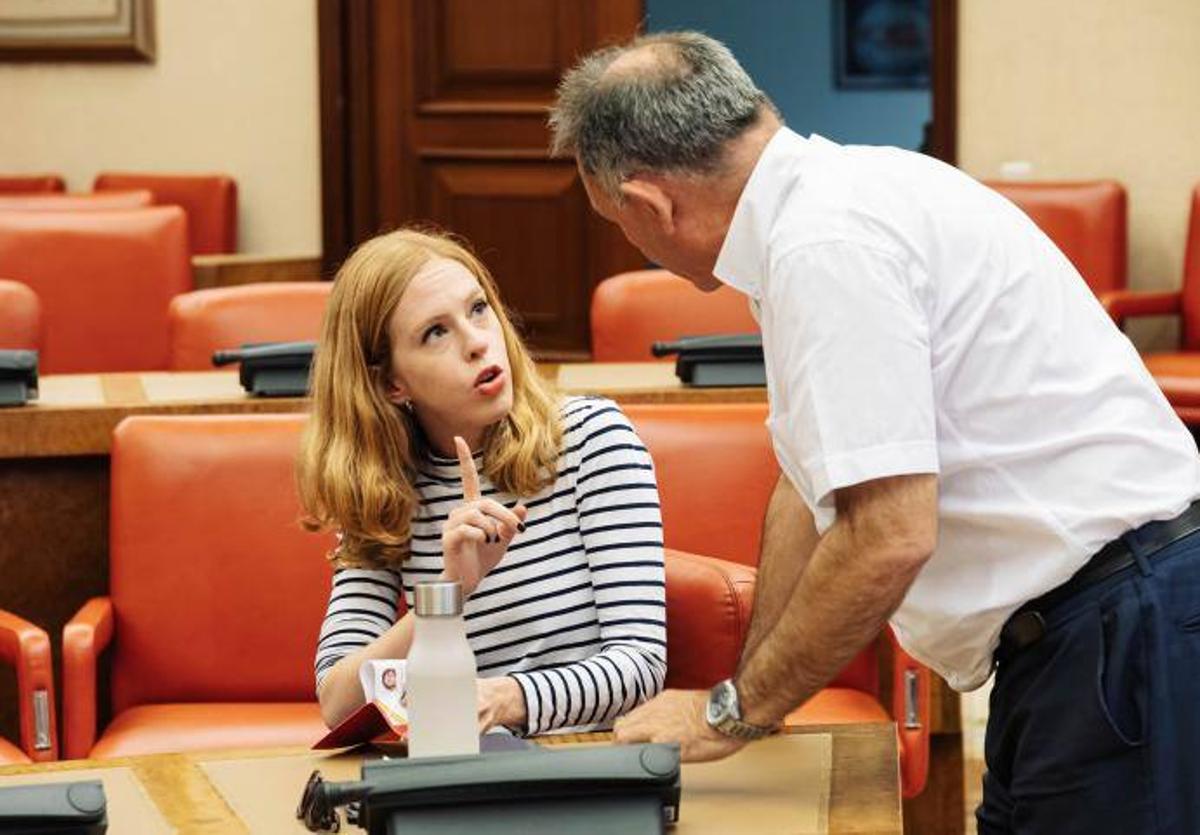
[474,365,505,396]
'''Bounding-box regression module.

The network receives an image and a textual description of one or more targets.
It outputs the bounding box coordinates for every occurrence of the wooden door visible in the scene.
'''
[319,0,646,359]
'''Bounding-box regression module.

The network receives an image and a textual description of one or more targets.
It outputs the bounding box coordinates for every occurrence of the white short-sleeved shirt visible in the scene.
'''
[714,127,1200,690]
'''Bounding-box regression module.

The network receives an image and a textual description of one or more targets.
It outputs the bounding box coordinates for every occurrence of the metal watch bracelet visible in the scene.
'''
[705,679,777,740]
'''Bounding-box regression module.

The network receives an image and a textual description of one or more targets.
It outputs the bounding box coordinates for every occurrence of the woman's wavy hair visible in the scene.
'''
[298,228,562,569]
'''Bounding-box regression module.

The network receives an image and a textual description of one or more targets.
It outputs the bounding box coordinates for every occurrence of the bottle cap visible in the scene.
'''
[414,580,463,617]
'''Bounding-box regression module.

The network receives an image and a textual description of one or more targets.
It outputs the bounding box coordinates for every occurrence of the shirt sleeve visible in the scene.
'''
[313,567,403,691]
[765,241,939,515]
[509,401,667,734]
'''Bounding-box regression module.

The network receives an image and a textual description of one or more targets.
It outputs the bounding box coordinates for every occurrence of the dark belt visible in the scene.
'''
[997,499,1200,662]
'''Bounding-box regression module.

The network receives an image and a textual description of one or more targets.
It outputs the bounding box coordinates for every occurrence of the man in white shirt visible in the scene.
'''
[552,31,1200,834]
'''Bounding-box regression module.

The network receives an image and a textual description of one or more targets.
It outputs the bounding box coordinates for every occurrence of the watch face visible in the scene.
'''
[707,680,737,724]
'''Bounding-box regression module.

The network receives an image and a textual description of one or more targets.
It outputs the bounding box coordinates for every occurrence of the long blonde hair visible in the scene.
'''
[298,229,562,569]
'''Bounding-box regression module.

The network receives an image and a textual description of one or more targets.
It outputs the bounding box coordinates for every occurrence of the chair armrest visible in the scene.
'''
[0,610,57,762]
[1099,289,1182,328]
[663,548,756,690]
[887,629,931,799]
[62,597,114,760]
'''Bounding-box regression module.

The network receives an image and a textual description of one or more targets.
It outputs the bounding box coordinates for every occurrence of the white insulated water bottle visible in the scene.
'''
[405,580,480,758]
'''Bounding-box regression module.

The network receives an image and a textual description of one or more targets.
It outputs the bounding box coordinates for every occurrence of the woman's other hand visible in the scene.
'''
[477,675,527,733]
[441,436,528,596]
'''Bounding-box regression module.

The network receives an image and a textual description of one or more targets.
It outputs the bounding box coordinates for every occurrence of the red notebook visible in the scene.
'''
[312,700,409,750]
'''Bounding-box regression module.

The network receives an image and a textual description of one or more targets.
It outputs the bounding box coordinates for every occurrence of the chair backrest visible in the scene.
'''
[94,172,238,255]
[590,269,758,362]
[108,414,335,713]
[168,282,332,370]
[0,191,153,212]
[986,180,1127,295]
[624,403,878,696]
[0,279,39,351]
[0,207,191,373]
[0,174,64,194]
[1178,186,1200,351]
[625,403,776,567]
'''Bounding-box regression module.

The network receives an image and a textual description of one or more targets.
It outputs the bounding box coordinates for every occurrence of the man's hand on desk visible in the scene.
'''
[613,689,747,762]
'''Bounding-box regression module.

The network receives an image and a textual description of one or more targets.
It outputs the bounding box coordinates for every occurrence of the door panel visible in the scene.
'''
[420,158,587,349]
[321,0,646,359]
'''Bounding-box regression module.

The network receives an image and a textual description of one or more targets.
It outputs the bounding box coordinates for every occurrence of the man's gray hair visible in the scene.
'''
[550,31,775,197]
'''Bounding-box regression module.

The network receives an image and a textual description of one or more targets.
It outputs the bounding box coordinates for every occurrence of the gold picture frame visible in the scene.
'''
[0,0,155,62]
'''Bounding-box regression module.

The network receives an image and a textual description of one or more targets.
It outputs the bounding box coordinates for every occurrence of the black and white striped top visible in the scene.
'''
[314,397,667,735]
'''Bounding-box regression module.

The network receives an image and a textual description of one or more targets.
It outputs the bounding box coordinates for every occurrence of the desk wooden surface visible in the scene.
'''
[0,364,765,459]
[0,725,901,834]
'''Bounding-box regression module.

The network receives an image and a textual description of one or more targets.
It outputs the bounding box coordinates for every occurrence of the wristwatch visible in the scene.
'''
[705,679,777,740]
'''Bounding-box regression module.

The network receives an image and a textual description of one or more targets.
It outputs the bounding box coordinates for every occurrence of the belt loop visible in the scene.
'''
[1120,528,1155,577]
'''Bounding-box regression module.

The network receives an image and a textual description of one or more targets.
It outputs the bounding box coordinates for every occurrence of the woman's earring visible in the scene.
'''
[402,399,415,414]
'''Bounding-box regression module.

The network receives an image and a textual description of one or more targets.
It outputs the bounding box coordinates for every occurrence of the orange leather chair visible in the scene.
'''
[1103,184,1200,423]
[168,282,332,370]
[0,174,65,194]
[0,279,40,351]
[986,180,1128,295]
[60,413,760,759]
[591,269,758,362]
[94,172,238,255]
[63,414,337,759]
[0,207,191,373]
[0,191,153,212]
[0,609,58,764]
[626,403,931,798]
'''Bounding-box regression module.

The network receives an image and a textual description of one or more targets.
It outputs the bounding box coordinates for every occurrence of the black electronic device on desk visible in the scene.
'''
[212,341,315,397]
[0,349,38,407]
[297,743,681,835]
[0,780,107,834]
[652,334,765,387]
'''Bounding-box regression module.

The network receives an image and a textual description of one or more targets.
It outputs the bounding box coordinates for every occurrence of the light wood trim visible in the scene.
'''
[191,254,324,289]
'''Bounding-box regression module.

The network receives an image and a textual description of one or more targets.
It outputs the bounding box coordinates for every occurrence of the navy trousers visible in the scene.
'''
[978,529,1200,834]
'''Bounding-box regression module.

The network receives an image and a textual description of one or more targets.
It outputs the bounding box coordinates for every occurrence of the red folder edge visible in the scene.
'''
[312,700,409,750]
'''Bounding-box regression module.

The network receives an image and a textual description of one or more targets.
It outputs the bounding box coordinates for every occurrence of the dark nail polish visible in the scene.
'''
[517,522,526,533]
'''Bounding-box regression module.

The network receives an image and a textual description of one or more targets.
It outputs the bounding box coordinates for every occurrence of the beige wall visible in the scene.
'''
[0,0,321,255]
[960,0,1200,346]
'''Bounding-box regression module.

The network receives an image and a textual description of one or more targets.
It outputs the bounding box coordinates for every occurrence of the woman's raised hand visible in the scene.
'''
[440,436,528,597]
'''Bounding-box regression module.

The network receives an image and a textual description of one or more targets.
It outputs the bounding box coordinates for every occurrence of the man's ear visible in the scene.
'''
[619,178,675,234]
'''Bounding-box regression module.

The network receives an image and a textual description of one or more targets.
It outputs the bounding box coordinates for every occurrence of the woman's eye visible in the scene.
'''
[421,324,446,344]
[471,299,489,316]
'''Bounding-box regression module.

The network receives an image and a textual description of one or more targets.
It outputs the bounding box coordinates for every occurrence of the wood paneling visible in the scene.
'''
[416,0,574,109]
[931,0,958,165]
[421,159,587,349]
[319,0,646,359]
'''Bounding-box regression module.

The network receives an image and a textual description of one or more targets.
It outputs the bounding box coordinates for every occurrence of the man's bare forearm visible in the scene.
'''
[739,474,820,667]
[736,474,937,725]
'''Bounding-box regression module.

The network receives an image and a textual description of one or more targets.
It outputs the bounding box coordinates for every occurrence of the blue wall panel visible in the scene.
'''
[645,0,931,150]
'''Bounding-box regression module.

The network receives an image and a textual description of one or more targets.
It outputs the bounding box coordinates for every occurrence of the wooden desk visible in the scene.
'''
[0,725,901,834]
[0,364,764,459]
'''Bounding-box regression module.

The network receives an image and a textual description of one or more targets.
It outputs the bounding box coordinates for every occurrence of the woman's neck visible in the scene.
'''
[419,419,486,459]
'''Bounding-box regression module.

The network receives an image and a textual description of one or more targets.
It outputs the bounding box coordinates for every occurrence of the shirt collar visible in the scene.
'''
[713,126,813,298]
